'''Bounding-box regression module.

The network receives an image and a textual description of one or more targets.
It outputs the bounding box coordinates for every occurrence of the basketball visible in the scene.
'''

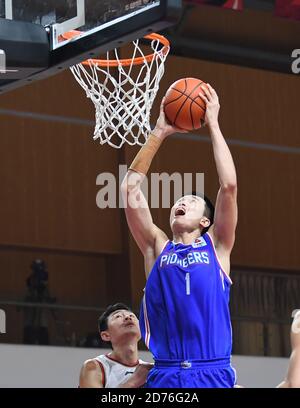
[164,78,208,131]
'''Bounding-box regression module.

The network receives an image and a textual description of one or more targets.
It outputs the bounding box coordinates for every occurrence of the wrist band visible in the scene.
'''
[129,133,163,175]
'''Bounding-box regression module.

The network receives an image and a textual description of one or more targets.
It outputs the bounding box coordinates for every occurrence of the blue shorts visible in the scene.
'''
[145,357,236,388]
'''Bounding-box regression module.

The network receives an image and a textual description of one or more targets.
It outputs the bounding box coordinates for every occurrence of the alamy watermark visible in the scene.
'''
[0,309,6,334]
[291,49,300,74]
[96,165,205,214]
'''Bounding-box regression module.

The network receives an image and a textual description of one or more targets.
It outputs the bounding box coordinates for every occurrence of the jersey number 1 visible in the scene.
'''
[185,273,191,295]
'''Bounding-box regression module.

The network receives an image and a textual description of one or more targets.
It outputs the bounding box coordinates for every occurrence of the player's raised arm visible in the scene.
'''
[121,168,166,257]
[121,99,186,259]
[199,84,238,256]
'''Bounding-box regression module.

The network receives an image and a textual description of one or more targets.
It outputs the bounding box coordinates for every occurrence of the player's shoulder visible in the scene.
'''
[82,358,102,372]
[203,227,214,242]
[153,224,168,242]
[205,226,224,251]
[154,229,170,255]
[79,357,106,388]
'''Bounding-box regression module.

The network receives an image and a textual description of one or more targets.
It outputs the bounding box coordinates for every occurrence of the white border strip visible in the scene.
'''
[5,0,13,19]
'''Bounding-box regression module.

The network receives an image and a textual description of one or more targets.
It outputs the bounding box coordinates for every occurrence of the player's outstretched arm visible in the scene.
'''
[121,99,186,263]
[121,168,167,258]
[199,85,238,258]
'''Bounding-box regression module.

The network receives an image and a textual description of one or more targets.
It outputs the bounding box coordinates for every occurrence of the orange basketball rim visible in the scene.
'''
[61,30,170,67]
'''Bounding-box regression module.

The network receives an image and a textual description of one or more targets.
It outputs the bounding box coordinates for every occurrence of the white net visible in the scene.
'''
[70,34,170,148]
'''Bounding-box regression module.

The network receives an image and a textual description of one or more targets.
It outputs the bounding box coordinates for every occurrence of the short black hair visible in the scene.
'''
[191,192,215,235]
[203,195,215,232]
[98,303,132,333]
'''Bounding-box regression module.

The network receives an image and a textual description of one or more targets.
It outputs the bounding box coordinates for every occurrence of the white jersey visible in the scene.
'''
[95,354,145,388]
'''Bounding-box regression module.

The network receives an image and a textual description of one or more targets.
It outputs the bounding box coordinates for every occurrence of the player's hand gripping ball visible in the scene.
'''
[163,78,209,131]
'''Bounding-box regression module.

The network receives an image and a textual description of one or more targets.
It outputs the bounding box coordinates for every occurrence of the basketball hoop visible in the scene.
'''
[65,32,170,148]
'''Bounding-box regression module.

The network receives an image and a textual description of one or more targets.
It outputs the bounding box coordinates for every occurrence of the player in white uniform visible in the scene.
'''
[278,310,300,388]
[79,303,152,388]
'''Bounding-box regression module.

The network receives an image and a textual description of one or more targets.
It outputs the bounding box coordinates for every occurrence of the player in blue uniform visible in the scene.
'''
[121,84,238,387]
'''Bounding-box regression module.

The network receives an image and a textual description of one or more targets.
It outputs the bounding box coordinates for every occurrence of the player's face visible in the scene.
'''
[170,195,207,233]
[106,309,141,343]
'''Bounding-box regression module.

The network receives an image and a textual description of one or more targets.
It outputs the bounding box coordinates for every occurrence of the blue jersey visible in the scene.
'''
[140,232,233,362]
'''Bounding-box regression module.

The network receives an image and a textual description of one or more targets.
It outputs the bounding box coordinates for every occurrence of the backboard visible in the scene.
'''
[0,0,182,93]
